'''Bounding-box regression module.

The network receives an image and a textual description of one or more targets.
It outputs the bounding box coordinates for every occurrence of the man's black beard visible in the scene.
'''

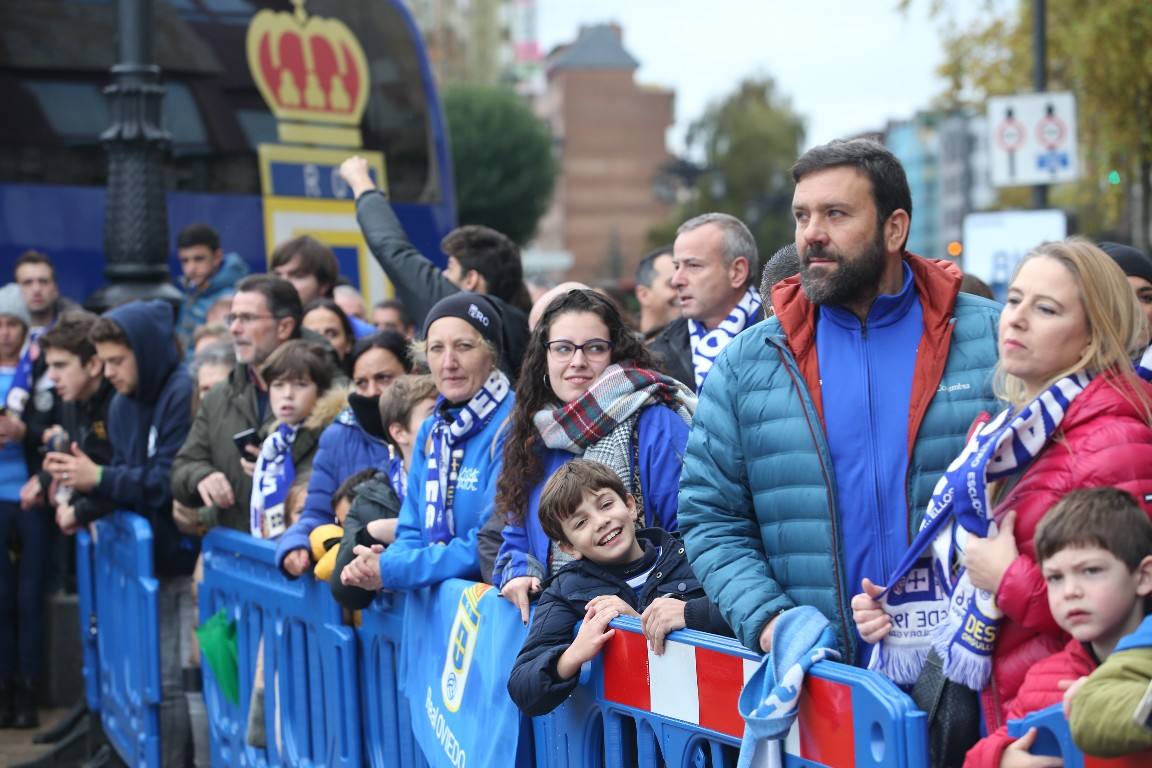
[799,230,888,308]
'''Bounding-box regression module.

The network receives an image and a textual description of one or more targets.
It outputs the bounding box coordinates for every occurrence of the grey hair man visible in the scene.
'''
[649,212,761,390]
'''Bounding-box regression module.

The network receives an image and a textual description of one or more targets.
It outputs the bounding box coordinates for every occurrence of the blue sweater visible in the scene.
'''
[274,408,392,573]
[378,394,515,590]
[95,301,198,577]
[493,404,690,588]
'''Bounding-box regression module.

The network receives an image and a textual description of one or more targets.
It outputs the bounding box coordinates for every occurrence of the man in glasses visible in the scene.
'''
[171,275,309,533]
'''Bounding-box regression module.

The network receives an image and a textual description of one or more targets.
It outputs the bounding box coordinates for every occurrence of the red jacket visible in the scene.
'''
[983,374,1152,728]
[965,639,1098,768]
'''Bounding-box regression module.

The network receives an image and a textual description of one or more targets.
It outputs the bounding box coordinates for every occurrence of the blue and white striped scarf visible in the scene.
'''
[688,286,761,391]
[4,331,38,415]
[424,369,510,544]
[869,372,1091,690]
[250,423,299,539]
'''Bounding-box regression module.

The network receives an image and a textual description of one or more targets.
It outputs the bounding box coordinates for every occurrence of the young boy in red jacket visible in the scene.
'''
[964,487,1152,767]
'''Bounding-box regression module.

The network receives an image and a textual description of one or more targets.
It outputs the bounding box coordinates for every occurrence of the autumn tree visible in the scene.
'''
[922,0,1152,247]
[443,85,556,245]
[651,76,806,262]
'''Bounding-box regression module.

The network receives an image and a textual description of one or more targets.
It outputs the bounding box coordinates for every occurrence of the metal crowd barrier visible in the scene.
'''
[89,512,162,767]
[1009,703,1152,768]
[75,528,101,713]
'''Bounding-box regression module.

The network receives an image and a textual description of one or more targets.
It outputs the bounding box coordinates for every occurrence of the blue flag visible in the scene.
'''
[401,579,528,768]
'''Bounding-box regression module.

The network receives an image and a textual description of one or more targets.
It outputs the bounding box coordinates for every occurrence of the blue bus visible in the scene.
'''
[0,0,456,304]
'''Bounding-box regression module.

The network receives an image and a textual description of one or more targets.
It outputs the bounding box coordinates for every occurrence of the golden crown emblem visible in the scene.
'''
[246,0,370,147]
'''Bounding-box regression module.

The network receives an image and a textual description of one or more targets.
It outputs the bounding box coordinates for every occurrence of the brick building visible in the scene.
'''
[533,24,674,284]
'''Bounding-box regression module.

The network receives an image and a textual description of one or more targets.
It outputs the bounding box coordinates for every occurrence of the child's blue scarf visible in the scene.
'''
[250,423,299,539]
[424,370,509,544]
[869,372,1091,690]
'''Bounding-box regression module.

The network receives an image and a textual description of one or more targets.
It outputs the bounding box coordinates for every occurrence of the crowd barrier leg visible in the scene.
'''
[91,512,162,768]
[75,529,101,714]
[199,528,361,768]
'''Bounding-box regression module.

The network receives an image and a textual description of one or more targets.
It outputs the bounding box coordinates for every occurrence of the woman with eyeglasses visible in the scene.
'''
[274,331,413,577]
[493,289,697,622]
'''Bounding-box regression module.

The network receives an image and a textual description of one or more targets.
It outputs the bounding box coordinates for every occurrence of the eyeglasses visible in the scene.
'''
[225,313,274,326]
[544,339,614,362]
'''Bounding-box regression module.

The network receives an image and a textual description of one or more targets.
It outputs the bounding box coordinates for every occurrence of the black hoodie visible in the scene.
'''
[93,300,198,577]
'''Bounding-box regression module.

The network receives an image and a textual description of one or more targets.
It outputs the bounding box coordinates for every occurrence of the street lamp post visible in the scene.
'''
[87,0,181,312]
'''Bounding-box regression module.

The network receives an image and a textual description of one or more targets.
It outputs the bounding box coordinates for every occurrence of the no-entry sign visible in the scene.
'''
[986,91,1079,188]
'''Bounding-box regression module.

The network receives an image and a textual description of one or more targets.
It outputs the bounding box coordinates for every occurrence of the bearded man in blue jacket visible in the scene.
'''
[677,139,1001,666]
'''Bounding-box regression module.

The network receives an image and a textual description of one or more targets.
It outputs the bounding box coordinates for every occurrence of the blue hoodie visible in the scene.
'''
[1117,615,1152,652]
[96,300,199,577]
[176,251,249,350]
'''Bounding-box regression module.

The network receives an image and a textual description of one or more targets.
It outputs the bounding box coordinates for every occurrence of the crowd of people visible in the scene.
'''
[0,138,1150,767]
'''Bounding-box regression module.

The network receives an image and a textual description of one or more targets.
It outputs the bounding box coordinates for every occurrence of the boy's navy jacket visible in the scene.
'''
[96,300,198,577]
[507,527,730,717]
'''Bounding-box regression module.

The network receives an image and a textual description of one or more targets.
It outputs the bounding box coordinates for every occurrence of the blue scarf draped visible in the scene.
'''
[423,370,510,544]
[4,331,39,415]
[688,286,762,391]
[870,372,1091,689]
[250,423,299,539]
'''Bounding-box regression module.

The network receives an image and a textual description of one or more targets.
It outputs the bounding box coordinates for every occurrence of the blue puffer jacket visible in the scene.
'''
[378,394,515,590]
[274,406,392,573]
[493,404,690,588]
[176,252,248,350]
[678,256,1000,662]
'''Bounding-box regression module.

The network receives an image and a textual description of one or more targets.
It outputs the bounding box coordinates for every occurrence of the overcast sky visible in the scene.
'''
[536,0,969,155]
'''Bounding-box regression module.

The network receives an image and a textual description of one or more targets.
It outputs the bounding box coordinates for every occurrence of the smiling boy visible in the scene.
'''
[506,459,729,717]
[963,487,1152,768]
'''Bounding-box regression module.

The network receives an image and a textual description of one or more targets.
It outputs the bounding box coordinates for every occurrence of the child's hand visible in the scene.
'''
[282,548,312,577]
[555,606,618,680]
[641,597,686,655]
[365,517,398,545]
[585,595,640,620]
[501,576,541,625]
[340,544,383,591]
[1000,727,1064,767]
[1058,675,1089,719]
[852,578,892,644]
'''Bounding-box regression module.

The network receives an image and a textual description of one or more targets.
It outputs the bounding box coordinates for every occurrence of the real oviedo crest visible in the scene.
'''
[440,583,491,713]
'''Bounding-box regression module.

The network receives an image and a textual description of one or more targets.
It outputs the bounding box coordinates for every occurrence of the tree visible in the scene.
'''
[651,77,806,263]
[921,0,1152,247]
[442,85,556,245]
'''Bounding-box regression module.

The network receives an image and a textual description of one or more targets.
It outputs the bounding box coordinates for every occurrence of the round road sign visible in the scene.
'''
[997,118,1025,151]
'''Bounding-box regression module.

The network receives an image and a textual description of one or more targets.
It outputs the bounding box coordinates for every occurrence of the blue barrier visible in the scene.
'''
[75,528,101,713]
[531,616,929,768]
[91,512,162,768]
[1009,703,1152,768]
[357,592,429,768]
[198,528,361,768]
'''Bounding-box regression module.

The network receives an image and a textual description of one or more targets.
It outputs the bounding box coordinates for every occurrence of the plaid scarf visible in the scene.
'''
[688,286,762,391]
[533,364,695,498]
[250,423,299,539]
[869,372,1091,689]
[425,369,511,544]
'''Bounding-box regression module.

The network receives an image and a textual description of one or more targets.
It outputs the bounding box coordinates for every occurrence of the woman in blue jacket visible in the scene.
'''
[345,293,516,592]
[275,330,412,576]
[493,289,696,620]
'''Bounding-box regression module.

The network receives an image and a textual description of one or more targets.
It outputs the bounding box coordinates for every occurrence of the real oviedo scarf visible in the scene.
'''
[869,371,1091,690]
[424,369,511,544]
[688,286,762,391]
[250,423,299,539]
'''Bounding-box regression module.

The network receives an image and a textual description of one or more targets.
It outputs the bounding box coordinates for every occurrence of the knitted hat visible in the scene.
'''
[422,292,503,353]
[0,284,30,327]
[1100,242,1152,285]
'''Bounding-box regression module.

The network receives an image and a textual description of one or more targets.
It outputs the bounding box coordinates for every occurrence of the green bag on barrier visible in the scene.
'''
[196,608,240,705]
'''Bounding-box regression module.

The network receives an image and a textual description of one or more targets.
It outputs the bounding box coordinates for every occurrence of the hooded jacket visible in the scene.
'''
[274,388,393,574]
[983,375,1152,728]
[94,300,198,577]
[176,252,248,349]
[1070,615,1152,757]
[677,255,1001,661]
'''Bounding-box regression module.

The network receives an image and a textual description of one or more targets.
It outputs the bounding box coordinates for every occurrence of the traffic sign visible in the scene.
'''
[986,92,1079,188]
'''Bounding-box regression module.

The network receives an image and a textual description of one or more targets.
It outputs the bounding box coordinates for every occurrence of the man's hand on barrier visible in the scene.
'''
[341,544,384,591]
[196,471,235,509]
[19,475,43,510]
[556,605,618,681]
[641,597,686,656]
[759,614,781,653]
[1000,727,1064,767]
[585,595,639,621]
[501,576,541,625]
[283,548,312,577]
[852,578,893,645]
[56,503,80,536]
[1058,675,1089,719]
